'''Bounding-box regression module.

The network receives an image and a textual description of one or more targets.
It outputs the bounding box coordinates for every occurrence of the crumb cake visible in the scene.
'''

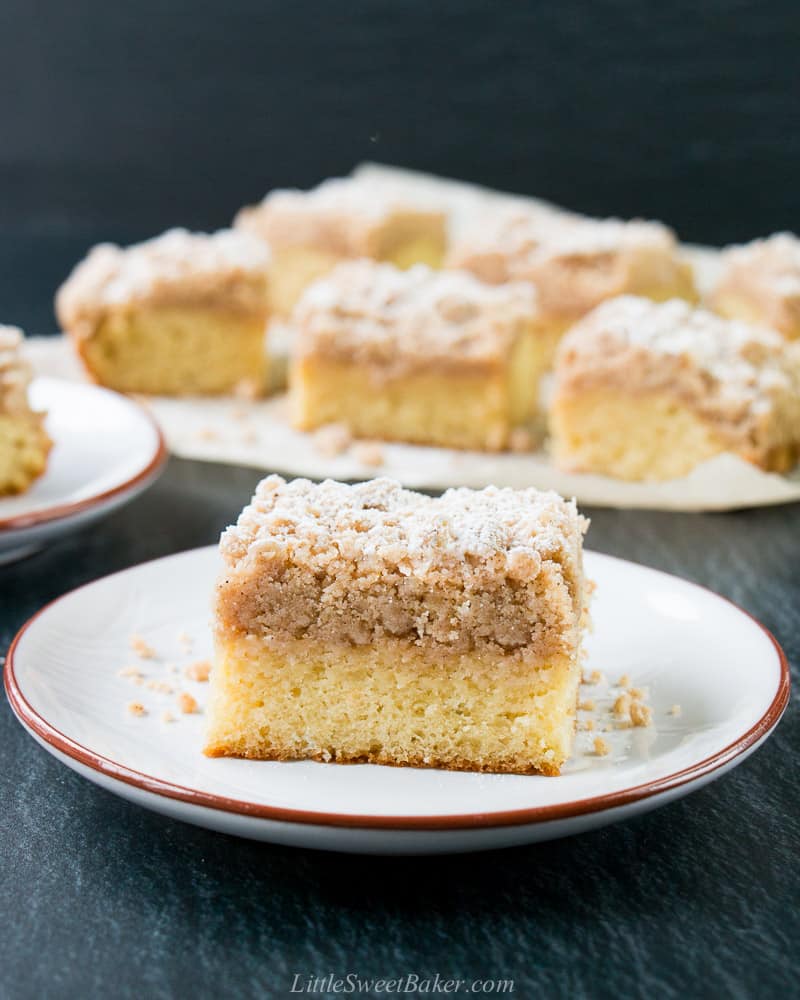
[234,177,447,316]
[550,296,800,481]
[709,233,800,340]
[448,209,697,360]
[205,476,589,775]
[290,260,548,451]
[55,229,271,396]
[0,326,52,495]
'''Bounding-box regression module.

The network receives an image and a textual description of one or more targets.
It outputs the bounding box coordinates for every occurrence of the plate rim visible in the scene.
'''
[0,376,168,533]
[3,548,790,832]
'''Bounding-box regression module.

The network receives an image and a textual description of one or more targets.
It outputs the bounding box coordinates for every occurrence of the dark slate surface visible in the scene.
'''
[1,438,798,1000]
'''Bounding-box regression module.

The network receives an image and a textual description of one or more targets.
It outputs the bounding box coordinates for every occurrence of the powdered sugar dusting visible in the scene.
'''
[222,474,586,575]
[56,228,271,336]
[293,260,539,372]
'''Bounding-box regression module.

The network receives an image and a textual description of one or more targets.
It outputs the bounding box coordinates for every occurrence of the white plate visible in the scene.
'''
[0,377,167,562]
[5,547,788,854]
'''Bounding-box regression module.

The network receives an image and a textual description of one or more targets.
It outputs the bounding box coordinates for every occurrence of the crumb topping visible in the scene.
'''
[718,233,800,297]
[712,233,800,338]
[216,475,588,657]
[448,208,687,318]
[56,228,271,339]
[235,176,445,254]
[293,260,539,377]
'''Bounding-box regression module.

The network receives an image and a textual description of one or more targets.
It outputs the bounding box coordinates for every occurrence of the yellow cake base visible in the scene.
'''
[0,413,52,495]
[205,635,581,775]
[291,327,546,451]
[550,389,730,481]
[270,235,445,318]
[75,306,269,396]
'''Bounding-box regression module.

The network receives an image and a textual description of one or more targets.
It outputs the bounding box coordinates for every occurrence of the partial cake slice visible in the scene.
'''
[708,233,800,340]
[290,260,548,451]
[56,229,271,396]
[234,176,447,316]
[448,208,697,362]
[550,296,800,481]
[0,326,52,495]
[206,476,589,776]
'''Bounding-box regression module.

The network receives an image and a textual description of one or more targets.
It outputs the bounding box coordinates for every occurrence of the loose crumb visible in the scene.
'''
[146,680,174,694]
[161,710,176,724]
[312,422,352,458]
[628,687,646,700]
[614,692,632,717]
[233,377,261,401]
[118,666,145,679]
[668,703,682,717]
[129,634,156,660]
[177,630,193,649]
[127,701,147,717]
[594,737,610,757]
[578,699,595,711]
[352,441,385,467]
[178,692,199,714]
[617,673,631,688]
[585,670,605,685]
[630,701,653,727]
[197,426,219,442]
[185,659,211,682]
[508,427,535,453]
[580,719,595,732]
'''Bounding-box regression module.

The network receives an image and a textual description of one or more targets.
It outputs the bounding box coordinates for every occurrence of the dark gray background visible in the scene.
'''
[1,2,799,997]
[1,0,800,333]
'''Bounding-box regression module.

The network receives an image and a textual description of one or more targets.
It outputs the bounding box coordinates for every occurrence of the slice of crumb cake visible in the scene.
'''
[290,260,549,451]
[206,476,590,776]
[709,233,800,340]
[56,228,271,396]
[234,176,447,317]
[550,296,800,481]
[0,326,52,495]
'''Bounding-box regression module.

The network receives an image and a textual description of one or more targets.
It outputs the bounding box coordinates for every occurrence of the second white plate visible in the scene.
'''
[0,377,167,562]
[5,547,788,853]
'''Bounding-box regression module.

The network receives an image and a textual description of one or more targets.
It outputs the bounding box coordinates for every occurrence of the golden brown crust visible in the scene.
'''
[203,742,561,775]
